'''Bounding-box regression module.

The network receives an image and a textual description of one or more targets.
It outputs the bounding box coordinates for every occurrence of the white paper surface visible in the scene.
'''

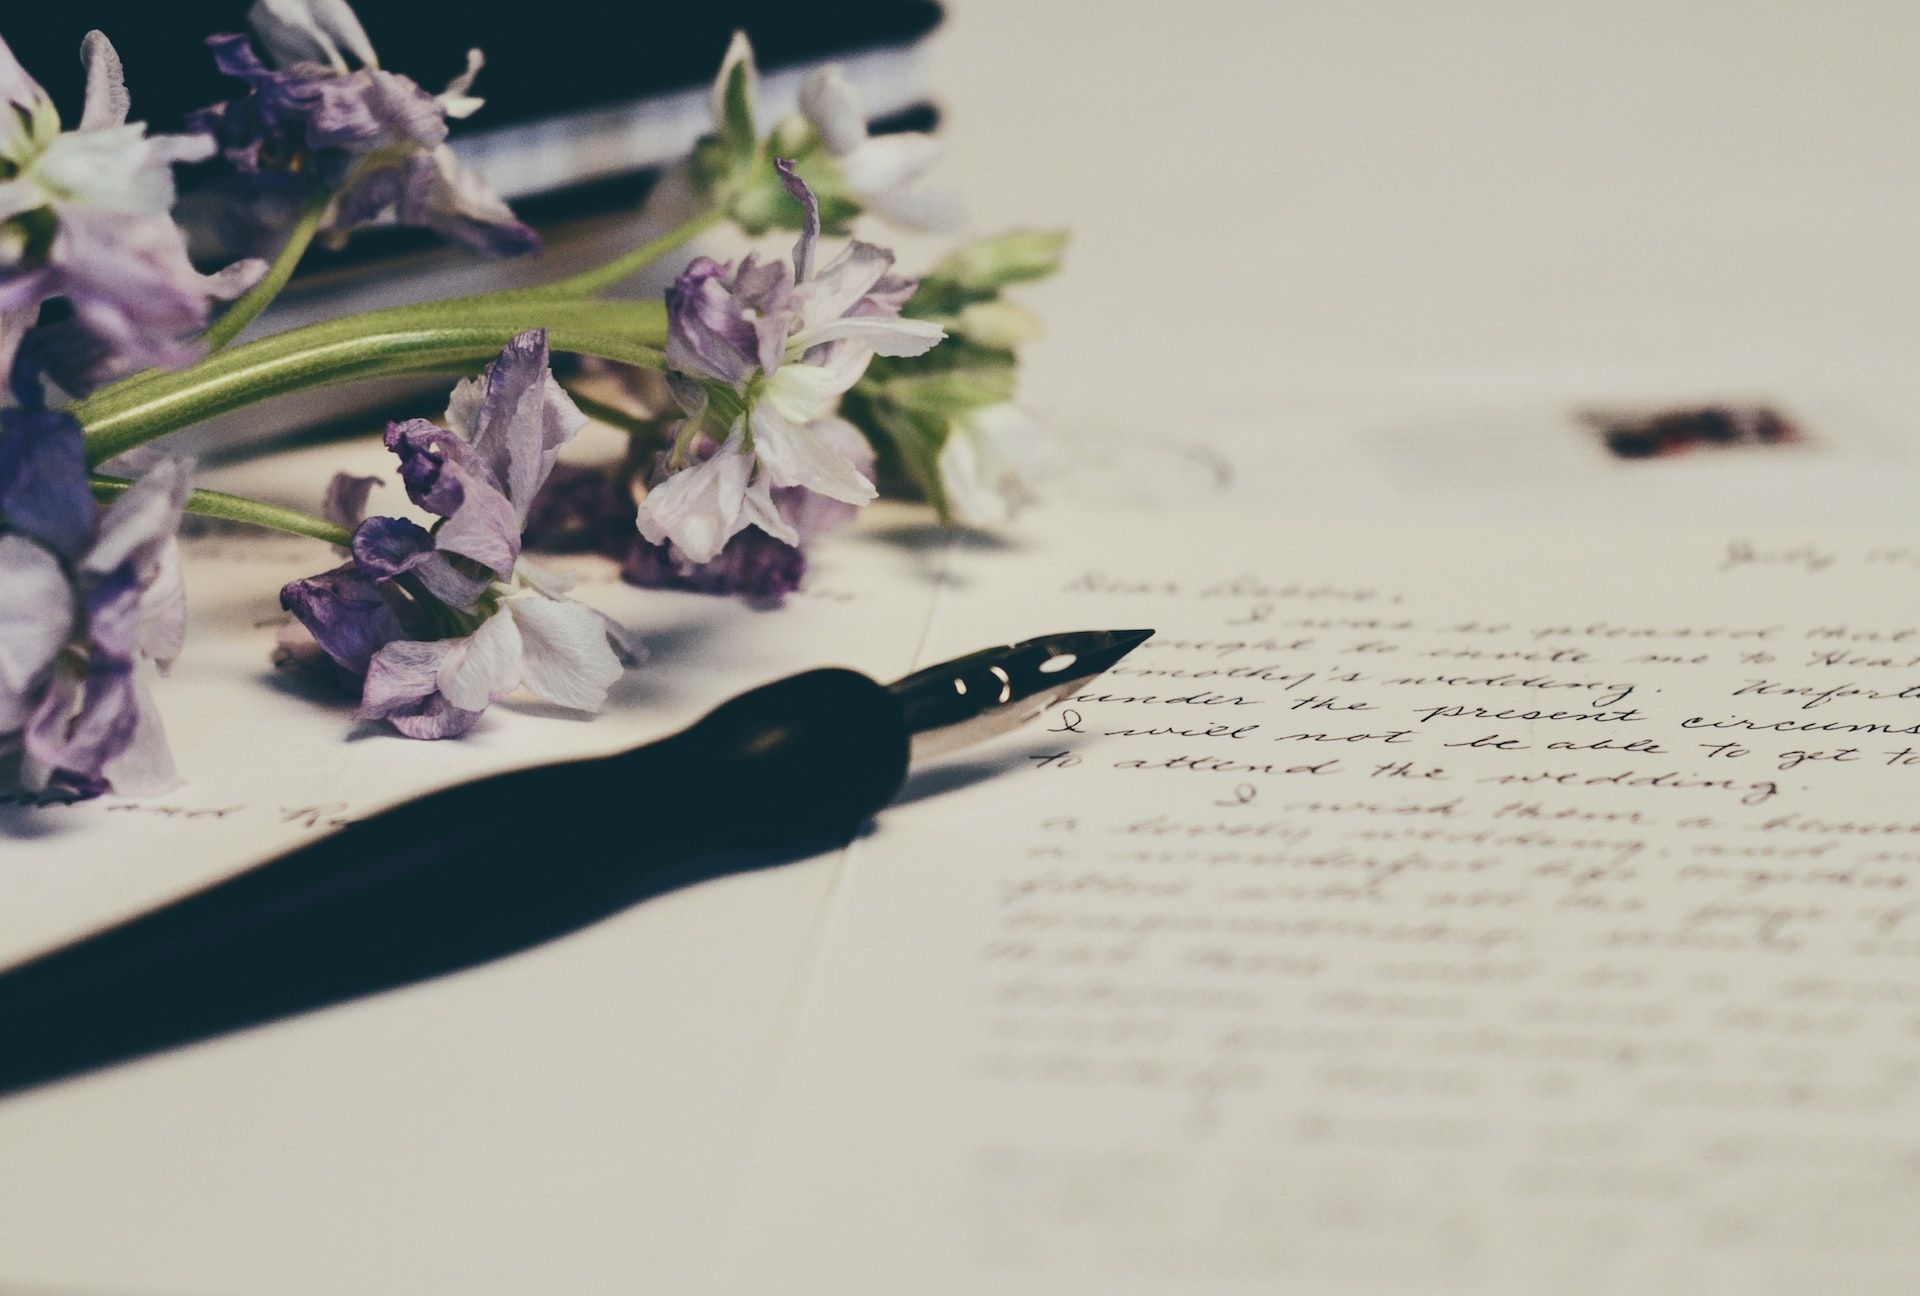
[723,509,1920,1295]
[17,0,1920,1288]
[0,439,947,1296]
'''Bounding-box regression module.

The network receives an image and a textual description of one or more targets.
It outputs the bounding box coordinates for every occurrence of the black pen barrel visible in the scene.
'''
[0,668,910,1099]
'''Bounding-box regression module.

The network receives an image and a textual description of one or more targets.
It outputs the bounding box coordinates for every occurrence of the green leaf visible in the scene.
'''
[716,35,758,162]
[927,229,1070,292]
[879,365,1017,417]
[954,300,1044,349]
[869,402,951,519]
[870,346,1019,416]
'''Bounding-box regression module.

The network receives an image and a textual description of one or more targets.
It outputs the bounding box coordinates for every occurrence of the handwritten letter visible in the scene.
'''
[729,517,1920,1296]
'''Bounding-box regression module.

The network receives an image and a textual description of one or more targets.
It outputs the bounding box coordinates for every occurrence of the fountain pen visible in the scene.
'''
[0,628,1153,1099]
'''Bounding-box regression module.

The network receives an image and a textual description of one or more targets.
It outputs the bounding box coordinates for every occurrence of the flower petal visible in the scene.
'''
[383,690,484,740]
[749,404,878,505]
[350,515,436,580]
[249,0,378,71]
[794,240,893,325]
[24,662,140,791]
[863,184,967,234]
[0,404,95,562]
[358,638,453,712]
[322,472,384,528]
[449,330,584,523]
[791,313,946,358]
[138,539,188,670]
[737,469,801,547]
[508,595,623,712]
[775,160,820,283]
[78,31,131,131]
[436,611,523,712]
[0,32,50,126]
[636,437,752,564]
[773,417,874,542]
[385,419,519,579]
[938,404,1046,527]
[99,673,180,797]
[85,457,190,583]
[0,536,75,731]
[799,67,867,155]
[840,133,946,198]
[280,562,406,676]
[762,360,861,425]
[439,48,485,118]
[400,145,539,257]
[665,258,761,385]
[357,638,485,739]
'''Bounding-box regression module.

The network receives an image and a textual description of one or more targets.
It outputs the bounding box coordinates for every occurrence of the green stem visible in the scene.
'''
[76,301,669,466]
[201,190,331,353]
[64,202,710,432]
[90,476,351,546]
[534,205,728,297]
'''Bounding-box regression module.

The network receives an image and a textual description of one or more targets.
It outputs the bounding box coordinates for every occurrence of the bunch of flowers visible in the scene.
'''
[0,2,1064,800]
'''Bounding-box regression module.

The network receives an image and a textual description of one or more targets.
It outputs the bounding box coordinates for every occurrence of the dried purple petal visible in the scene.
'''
[349,515,435,580]
[0,404,95,561]
[1,435,191,798]
[281,332,632,739]
[190,4,535,257]
[522,461,637,554]
[623,528,807,604]
[0,31,259,392]
[665,258,762,385]
[321,472,383,528]
[279,561,405,676]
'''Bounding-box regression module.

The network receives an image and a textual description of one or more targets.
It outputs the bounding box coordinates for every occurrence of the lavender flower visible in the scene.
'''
[191,0,536,256]
[0,400,189,799]
[0,31,264,390]
[637,166,941,564]
[623,528,808,604]
[620,418,873,603]
[281,331,636,739]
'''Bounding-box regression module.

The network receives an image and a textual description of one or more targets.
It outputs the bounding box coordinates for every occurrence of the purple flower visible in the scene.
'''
[0,402,190,799]
[614,418,871,603]
[638,165,942,563]
[280,331,637,740]
[623,529,807,604]
[190,0,536,257]
[0,31,265,391]
[521,461,640,555]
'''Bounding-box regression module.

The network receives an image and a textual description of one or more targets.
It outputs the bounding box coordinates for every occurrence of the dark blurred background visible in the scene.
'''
[6,1,943,133]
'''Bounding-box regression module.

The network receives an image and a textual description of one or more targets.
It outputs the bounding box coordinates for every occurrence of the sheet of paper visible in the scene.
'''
[0,438,949,1296]
[0,436,945,963]
[725,509,1920,1295]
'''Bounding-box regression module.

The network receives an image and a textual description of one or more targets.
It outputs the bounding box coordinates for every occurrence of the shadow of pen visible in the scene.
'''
[0,667,919,1103]
[0,736,1004,1103]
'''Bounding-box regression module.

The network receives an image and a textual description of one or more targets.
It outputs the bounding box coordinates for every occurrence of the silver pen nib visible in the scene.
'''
[887,628,1155,762]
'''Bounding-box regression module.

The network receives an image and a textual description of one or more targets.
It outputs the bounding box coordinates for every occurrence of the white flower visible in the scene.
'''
[798,66,964,233]
[641,166,943,562]
[636,433,796,565]
[938,405,1047,527]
